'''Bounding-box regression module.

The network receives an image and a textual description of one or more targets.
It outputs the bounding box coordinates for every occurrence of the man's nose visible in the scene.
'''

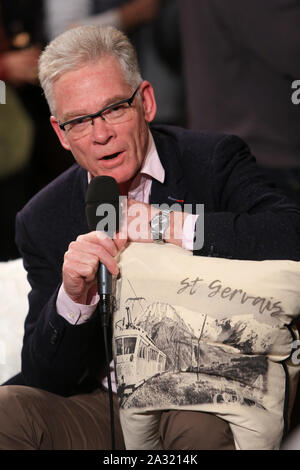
[91,116,115,144]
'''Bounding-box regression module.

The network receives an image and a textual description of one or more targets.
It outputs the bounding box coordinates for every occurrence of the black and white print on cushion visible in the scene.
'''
[113,243,300,450]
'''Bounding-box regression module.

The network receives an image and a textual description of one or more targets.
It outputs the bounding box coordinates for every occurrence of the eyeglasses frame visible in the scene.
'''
[58,85,141,131]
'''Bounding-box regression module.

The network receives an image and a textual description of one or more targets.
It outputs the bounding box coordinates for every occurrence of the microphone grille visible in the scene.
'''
[85,176,120,234]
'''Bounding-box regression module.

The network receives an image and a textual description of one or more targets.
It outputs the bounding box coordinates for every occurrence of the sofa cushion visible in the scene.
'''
[113,243,300,450]
[0,259,29,384]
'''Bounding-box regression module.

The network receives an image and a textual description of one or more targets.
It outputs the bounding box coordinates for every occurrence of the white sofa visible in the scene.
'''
[0,259,29,384]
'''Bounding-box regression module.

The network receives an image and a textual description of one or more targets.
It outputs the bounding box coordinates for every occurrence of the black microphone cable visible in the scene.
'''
[98,293,115,450]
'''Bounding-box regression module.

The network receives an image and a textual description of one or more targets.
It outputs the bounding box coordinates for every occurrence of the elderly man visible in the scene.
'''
[0,25,300,450]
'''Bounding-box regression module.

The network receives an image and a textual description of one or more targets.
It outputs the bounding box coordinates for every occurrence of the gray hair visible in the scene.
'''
[38,25,143,115]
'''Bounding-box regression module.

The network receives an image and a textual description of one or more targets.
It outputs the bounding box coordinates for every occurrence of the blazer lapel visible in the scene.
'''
[70,165,90,235]
[150,127,190,209]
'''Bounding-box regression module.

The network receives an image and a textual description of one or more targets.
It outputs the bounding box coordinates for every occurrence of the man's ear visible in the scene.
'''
[139,81,157,123]
[50,116,71,151]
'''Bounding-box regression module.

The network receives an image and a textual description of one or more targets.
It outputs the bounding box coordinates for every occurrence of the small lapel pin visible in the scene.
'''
[168,196,184,203]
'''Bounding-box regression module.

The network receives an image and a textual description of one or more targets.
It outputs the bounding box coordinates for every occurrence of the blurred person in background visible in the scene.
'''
[179,0,300,204]
[44,0,185,127]
[0,0,76,260]
[0,0,38,260]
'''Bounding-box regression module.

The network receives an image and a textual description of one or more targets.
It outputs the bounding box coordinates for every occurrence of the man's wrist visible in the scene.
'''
[163,212,199,250]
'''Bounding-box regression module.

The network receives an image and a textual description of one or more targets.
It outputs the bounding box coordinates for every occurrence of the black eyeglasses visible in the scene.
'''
[58,85,140,134]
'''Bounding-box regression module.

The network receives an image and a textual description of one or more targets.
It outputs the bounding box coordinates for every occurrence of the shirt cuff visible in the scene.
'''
[182,213,199,251]
[56,284,99,325]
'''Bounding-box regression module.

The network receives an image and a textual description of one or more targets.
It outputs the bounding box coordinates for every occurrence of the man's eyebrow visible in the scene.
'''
[62,110,89,121]
[62,93,132,122]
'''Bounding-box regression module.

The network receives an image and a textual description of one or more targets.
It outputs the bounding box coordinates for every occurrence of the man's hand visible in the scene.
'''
[63,200,188,304]
[62,231,127,305]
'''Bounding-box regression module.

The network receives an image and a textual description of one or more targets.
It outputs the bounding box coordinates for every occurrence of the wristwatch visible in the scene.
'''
[150,209,170,243]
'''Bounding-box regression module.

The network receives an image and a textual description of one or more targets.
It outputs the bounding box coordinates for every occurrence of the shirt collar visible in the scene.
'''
[139,130,165,183]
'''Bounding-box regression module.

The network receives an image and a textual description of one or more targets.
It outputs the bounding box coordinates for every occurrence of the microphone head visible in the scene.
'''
[85,176,120,236]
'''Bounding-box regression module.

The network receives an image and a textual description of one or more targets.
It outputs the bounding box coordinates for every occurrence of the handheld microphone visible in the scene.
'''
[85,175,120,451]
[85,175,120,322]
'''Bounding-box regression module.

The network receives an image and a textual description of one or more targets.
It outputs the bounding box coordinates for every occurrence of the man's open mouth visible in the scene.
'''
[102,152,121,160]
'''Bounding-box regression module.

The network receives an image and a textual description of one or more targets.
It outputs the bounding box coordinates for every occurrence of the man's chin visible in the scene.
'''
[89,166,135,185]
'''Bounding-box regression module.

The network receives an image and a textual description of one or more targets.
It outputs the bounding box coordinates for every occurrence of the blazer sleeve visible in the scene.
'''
[15,212,106,396]
[193,135,300,260]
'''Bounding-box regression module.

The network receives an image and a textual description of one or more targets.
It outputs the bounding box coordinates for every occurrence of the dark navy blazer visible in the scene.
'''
[12,125,300,396]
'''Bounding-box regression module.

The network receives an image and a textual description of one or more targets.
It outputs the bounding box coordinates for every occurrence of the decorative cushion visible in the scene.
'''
[113,243,300,450]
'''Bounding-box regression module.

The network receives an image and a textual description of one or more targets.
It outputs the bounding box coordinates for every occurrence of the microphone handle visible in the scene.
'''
[98,263,112,295]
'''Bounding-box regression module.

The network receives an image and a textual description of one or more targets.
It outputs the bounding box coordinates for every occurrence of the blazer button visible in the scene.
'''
[50,329,58,345]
